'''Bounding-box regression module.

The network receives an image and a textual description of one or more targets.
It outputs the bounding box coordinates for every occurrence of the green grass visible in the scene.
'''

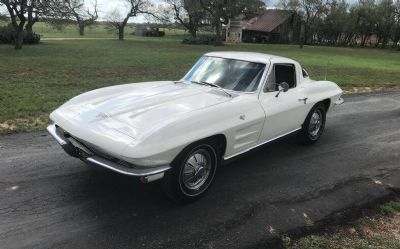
[0,33,399,133]
[285,200,400,249]
[381,201,400,216]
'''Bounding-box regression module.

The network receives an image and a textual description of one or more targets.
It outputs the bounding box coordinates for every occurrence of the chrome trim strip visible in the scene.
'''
[47,124,68,145]
[335,97,344,105]
[86,156,171,177]
[223,128,302,160]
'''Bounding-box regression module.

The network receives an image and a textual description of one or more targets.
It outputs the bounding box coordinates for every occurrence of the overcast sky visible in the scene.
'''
[96,0,161,22]
[1,0,356,22]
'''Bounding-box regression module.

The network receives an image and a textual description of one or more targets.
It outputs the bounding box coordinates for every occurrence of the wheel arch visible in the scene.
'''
[172,134,227,165]
[322,98,331,112]
[206,134,227,158]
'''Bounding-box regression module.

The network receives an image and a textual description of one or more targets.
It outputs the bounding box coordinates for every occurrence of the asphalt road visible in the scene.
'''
[1,92,400,249]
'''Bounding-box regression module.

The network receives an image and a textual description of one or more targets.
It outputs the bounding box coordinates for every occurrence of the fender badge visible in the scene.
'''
[96,113,109,119]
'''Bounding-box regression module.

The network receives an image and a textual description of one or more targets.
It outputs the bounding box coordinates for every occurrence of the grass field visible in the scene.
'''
[0,30,399,133]
[0,20,197,39]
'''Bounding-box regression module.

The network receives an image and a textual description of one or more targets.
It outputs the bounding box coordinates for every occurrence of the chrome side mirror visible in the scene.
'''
[275,82,289,97]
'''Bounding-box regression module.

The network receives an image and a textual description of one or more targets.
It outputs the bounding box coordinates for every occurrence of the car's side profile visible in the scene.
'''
[48,52,343,202]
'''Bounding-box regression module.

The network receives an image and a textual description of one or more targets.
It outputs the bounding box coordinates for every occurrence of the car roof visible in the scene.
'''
[204,51,292,64]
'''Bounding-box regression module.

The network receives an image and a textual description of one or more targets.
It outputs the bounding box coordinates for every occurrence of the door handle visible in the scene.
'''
[298,97,308,104]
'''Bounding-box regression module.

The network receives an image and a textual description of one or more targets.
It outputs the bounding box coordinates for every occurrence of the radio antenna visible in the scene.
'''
[324,60,330,81]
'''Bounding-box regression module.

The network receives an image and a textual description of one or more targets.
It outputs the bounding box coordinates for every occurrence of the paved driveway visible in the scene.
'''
[1,92,399,249]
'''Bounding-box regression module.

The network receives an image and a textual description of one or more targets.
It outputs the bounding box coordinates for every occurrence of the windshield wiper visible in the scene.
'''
[191,81,232,98]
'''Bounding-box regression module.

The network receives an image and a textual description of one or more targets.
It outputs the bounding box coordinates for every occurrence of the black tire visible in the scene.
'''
[162,139,220,203]
[300,103,326,144]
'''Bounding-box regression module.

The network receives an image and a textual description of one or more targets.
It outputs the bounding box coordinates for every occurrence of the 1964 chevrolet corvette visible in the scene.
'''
[48,52,344,201]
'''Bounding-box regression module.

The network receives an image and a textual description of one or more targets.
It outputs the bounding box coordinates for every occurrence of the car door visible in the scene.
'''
[258,62,311,142]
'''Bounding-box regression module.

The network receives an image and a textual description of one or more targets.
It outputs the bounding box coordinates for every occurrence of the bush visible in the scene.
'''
[182,36,217,45]
[23,31,41,45]
[0,24,41,45]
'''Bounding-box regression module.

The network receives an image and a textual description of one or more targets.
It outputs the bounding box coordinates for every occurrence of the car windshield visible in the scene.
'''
[182,56,266,92]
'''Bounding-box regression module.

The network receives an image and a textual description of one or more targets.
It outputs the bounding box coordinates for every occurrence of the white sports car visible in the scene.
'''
[48,52,344,201]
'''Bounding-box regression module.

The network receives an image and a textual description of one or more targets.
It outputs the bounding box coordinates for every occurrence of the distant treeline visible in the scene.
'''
[278,0,400,48]
[1,0,399,49]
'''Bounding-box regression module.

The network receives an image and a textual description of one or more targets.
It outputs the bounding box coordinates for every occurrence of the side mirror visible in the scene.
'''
[275,82,289,97]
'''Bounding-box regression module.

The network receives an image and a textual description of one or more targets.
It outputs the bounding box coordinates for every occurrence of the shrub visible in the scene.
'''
[380,201,400,216]
[182,36,217,45]
[0,24,14,44]
[0,24,41,45]
[23,31,41,45]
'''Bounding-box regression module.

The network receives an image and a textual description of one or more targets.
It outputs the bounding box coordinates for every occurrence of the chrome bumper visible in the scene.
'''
[47,124,171,179]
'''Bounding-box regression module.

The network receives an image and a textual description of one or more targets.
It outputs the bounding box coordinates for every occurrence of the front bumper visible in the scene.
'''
[335,97,344,105]
[47,124,171,180]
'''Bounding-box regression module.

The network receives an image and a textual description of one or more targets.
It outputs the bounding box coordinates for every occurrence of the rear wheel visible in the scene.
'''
[300,103,326,144]
[162,140,220,202]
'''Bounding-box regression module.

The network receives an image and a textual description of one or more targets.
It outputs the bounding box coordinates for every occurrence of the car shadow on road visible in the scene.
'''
[55,128,361,248]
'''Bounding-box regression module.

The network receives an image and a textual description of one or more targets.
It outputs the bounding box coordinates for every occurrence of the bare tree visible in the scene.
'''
[149,2,175,25]
[104,8,125,38]
[200,0,265,45]
[353,0,377,47]
[164,0,206,37]
[0,0,45,49]
[104,0,154,41]
[47,0,98,36]
[280,0,329,45]
[319,0,350,45]
[375,0,395,47]
[300,0,329,44]
[278,0,301,11]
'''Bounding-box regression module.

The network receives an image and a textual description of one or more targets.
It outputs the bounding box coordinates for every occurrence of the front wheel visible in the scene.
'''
[162,141,219,202]
[300,103,326,144]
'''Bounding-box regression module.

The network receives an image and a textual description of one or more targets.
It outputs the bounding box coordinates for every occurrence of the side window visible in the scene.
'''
[264,64,297,92]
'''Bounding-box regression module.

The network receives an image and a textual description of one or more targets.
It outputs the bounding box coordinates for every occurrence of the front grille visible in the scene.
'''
[73,137,142,169]
[55,124,145,170]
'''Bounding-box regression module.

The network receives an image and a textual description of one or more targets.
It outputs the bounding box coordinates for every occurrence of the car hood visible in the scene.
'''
[51,81,232,141]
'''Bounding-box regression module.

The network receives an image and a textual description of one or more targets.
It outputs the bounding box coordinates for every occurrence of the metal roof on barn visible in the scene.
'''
[244,9,293,33]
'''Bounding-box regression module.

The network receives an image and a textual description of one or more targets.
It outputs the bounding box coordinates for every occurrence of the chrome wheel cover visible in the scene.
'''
[182,149,212,190]
[309,109,322,137]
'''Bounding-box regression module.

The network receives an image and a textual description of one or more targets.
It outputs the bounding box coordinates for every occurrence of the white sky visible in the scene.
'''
[96,0,162,22]
[1,0,356,23]
[0,0,161,22]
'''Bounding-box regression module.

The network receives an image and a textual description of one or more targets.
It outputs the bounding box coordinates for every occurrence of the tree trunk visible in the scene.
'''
[299,22,305,49]
[188,19,197,38]
[214,20,223,46]
[25,24,33,33]
[361,35,367,47]
[118,26,125,40]
[392,38,399,49]
[381,37,388,48]
[189,28,197,38]
[25,19,36,34]
[79,23,85,36]
[15,28,24,50]
[26,4,35,33]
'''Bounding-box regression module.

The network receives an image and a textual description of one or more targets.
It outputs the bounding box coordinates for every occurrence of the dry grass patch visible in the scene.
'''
[342,86,400,94]
[284,200,400,249]
[0,115,49,134]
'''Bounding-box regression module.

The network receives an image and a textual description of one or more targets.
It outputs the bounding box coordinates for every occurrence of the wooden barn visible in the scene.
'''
[225,9,301,44]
